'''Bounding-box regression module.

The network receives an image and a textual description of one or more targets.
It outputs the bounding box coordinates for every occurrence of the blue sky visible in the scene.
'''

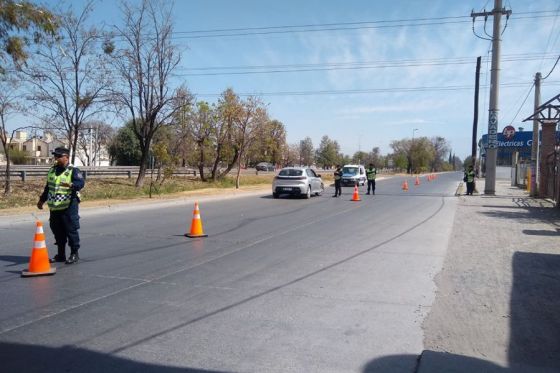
[40,0,560,159]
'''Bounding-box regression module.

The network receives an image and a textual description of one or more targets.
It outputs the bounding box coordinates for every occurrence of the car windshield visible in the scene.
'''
[343,167,359,175]
[279,169,303,176]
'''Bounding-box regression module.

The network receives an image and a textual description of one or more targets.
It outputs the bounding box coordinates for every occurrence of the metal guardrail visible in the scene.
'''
[0,167,197,181]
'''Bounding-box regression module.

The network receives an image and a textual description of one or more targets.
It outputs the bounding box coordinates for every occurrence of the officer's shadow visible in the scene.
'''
[0,255,30,273]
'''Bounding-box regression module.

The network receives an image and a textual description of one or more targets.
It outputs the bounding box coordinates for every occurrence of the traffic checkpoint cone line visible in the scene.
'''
[351,184,361,201]
[21,221,56,277]
[185,202,208,238]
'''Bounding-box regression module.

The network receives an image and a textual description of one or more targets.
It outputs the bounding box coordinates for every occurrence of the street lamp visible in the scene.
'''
[411,129,419,174]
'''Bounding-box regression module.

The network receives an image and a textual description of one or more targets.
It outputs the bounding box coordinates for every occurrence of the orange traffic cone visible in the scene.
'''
[21,221,56,277]
[402,180,409,191]
[351,185,361,201]
[427,174,432,182]
[414,175,420,186]
[185,202,208,238]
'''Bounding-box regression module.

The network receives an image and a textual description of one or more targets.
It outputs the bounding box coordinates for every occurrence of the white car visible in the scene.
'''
[272,167,324,199]
[341,164,366,186]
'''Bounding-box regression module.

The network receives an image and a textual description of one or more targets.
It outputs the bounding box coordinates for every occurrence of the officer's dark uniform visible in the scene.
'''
[333,166,342,197]
[366,164,377,195]
[38,147,85,264]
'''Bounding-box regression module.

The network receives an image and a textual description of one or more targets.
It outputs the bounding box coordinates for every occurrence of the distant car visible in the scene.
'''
[272,167,324,199]
[256,162,275,171]
[341,164,366,186]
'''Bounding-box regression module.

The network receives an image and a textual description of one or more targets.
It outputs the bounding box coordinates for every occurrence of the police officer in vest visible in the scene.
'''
[464,165,475,196]
[332,165,342,197]
[366,163,377,195]
[37,147,85,264]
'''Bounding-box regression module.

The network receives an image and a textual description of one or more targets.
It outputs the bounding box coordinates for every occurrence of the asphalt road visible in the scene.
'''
[0,172,462,373]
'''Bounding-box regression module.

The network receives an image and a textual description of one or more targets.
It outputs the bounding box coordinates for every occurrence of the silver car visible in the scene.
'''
[272,167,324,199]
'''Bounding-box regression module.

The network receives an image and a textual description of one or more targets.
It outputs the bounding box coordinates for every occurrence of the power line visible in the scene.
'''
[192,80,560,98]
[165,10,558,39]
[169,13,557,40]
[507,82,534,125]
[174,54,560,77]
[542,54,560,80]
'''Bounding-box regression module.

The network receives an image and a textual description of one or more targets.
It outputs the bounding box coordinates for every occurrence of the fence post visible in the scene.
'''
[82,170,87,180]
[127,170,132,179]
[21,171,26,182]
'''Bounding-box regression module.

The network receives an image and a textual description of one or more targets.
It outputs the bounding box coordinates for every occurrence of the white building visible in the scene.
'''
[4,130,110,166]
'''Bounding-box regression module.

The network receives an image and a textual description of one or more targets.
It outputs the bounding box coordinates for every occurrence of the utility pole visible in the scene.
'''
[472,57,481,167]
[472,0,512,195]
[530,72,541,197]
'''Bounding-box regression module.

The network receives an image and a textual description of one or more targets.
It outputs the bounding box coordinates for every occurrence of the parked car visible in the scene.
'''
[272,167,324,199]
[341,164,366,186]
[256,162,275,171]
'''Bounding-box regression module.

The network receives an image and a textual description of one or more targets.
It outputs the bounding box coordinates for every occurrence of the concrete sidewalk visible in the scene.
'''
[419,178,560,372]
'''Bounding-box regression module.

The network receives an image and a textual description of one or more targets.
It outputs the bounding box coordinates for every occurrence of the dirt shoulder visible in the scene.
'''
[420,179,560,372]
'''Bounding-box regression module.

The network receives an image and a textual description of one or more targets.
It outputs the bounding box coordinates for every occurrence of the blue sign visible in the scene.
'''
[481,131,539,149]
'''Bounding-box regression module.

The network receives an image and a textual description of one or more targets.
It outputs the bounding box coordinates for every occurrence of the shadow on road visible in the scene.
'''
[0,341,229,373]
[0,255,30,267]
[362,351,508,373]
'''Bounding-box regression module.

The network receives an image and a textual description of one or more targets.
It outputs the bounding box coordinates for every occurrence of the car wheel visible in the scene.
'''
[273,192,279,199]
[304,186,311,199]
[316,183,324,196]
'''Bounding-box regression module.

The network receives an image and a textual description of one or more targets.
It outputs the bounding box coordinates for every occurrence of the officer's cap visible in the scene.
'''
[52,147,70,156]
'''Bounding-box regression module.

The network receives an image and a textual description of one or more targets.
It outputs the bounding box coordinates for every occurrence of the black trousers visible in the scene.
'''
[49,200,80,256]
[367,180,376,194]
[466,181,475,195]
[334,180,342,196]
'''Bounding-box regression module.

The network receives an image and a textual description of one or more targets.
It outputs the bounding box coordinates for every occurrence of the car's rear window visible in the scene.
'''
[343,167,358,175]
[279,169,303,176]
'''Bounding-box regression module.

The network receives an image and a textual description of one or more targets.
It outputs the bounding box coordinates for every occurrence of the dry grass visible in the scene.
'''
[0,174,276,210]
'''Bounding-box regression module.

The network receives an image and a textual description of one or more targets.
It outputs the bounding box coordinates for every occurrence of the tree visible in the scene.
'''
[315,135,340,169]
[234,96,268,189]
[366,147,384,168]
[298,137,314,166]
[188,101,215,182]
[168,87,194,167]
[110,0,181,187]
[76,121,114,167]
[410,137,435,173]
[0,0,58,72]
[245,119,286,167]
[430,136,450,172]
[0,76,38,193]
[77,121,114,166]
[390,139,411,173]
[352,151,367,165]
[0,76,19,194]
[108,121,141,165]
[24,1,111,164]
[208,88,250,181]
[283,143,299,167]
[262,119,286,166]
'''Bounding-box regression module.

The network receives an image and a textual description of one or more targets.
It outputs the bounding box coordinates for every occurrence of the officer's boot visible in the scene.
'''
[50,245,66,263]
[66,249,79,264]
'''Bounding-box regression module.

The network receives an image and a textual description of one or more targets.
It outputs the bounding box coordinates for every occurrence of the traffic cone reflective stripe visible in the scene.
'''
[22,221,56,277]
[185,202,208,238]
[351,185,361,201]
